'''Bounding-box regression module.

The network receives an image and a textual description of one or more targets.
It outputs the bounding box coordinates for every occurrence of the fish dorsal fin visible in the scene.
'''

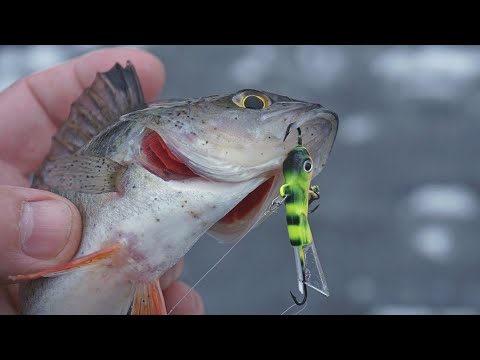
[49,61,146,159]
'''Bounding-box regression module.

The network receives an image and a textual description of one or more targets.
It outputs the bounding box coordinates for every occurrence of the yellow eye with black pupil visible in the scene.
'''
[242,95,266,110]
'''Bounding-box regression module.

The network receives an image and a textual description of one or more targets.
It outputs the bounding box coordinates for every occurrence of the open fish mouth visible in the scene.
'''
[139,129,276,229]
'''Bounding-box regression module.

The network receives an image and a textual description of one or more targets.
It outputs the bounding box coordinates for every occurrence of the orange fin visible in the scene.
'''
[8,244,121,283]
[132,281,166,315]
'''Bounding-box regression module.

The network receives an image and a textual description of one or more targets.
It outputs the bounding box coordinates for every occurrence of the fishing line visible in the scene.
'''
[281,303,297,315]
[281,301,308,315]
[294,301,308,315]
[168,234,246,314]
[168,194,289,315]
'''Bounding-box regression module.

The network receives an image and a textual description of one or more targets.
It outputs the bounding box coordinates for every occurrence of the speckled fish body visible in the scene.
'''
[19,62,338,314]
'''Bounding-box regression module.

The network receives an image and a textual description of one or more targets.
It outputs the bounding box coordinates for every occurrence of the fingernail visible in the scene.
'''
[20,200,73,259]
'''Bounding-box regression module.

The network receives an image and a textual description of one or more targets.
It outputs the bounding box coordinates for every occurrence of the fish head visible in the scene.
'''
[139,89,339,243]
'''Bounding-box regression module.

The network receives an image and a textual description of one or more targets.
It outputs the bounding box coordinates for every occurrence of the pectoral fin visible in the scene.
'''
[42,154,126,193]
[8,244,121,283]
[132,281,166,315]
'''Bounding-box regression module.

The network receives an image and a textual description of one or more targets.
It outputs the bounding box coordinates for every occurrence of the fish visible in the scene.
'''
[10,61,338,314]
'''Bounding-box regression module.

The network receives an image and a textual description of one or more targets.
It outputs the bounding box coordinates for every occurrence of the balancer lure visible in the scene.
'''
[279,124,329,306]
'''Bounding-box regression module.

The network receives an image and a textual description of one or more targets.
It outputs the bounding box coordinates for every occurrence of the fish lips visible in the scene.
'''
[295,107,339,179]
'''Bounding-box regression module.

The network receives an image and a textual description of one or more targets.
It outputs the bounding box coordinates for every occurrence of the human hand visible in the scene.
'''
[0,47,204,315]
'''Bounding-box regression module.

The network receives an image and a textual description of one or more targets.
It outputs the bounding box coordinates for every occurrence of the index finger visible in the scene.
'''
[0,47,165,174]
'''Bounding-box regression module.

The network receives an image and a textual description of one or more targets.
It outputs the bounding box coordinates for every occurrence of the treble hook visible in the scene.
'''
[290,268,308,306]
[283,123,302,145]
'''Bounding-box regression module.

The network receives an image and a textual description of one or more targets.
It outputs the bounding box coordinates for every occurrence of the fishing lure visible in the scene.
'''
[277,124,329,306]
[171,125,330,314]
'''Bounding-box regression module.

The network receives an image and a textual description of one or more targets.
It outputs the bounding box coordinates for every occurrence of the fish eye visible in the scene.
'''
[243,95,266,109]
[232,91,271,110]
[303,160,313,173]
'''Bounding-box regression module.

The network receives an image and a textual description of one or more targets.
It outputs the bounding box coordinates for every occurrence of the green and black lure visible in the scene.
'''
[278,124,329,306]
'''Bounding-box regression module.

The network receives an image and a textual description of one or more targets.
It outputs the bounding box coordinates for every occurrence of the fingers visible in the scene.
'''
[159,258,185,290]
[0,47,165,175]
[28,48,166,127]
[159,260,205,315]
[0,186,82,280]
[164,281,205,315]
[0,160,29,187]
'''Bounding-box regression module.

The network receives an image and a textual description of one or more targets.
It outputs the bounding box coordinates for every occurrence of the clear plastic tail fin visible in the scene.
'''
[304,240,329,297]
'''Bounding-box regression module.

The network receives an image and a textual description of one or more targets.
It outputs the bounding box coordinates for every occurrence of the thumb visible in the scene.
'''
[0,185,82,280]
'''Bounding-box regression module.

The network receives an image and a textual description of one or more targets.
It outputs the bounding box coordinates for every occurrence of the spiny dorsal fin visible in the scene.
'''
[49,61,146,159]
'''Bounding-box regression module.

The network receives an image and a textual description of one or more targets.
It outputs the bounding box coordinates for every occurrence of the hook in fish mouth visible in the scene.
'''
[283,123,303,146]
[138,105,338,244]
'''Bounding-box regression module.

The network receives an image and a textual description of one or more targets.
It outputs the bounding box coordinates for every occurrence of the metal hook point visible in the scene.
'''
[283,123,295,142]
[290,269,308,306]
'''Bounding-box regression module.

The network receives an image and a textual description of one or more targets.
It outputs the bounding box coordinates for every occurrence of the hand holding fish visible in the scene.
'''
[0,48,203,315]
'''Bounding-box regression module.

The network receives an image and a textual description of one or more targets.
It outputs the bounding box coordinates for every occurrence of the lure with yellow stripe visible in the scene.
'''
[280,145,319,267]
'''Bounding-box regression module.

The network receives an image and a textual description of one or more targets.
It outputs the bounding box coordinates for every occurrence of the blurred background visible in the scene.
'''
[1,45,479,314]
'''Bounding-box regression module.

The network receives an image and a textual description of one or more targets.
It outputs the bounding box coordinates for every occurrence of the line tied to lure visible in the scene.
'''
[264,194,288,216]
